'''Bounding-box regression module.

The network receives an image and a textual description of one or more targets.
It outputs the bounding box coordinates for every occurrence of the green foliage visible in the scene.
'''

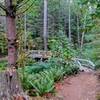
[17,52,29,67]
[29,72,54,96]
[83,23,100,69]
[0,33,7,54]
[48,35,75,60]
[20,67,55,96]
[65,62,79,75]
[19,32,79,95]
[24,62,51,74]
[0,60,7,71]
[48,66,65,82]
[32,37,43,50]
[20,57,79,96]
[26,58,36,66]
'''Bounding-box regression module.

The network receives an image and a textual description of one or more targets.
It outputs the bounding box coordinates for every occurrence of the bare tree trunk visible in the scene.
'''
[24,12,27,50]
[6,16,17,68]
[43,0,48,51]
[68,0,71,42]
[80,15,86,50]
[81,32,85,50]
[77,15,80,47]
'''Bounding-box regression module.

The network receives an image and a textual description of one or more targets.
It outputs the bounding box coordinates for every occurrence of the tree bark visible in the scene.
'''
[77,15,80,47]
[6,16,17,68]
[80,14,86,50]
[0,71,23,100]
[43,0,48,51]
[68,0,71,42]
[81,32,85,50]
[24,12,27,50]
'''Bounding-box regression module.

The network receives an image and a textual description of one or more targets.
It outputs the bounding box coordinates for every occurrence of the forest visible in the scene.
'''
[0,0,100,100]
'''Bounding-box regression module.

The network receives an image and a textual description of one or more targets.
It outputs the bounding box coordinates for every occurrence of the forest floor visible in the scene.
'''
[47,72,100,100]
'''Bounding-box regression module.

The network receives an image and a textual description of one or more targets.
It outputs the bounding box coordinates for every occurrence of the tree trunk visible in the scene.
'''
[77,15,80,47]
[0,0,25,99]
[43,0,48,51]
[6,16,17,68]
[0,71,23,100]
[80,14,86,50]
[68,0,71,42]
[80,32,85,50]
[24,13,27,50]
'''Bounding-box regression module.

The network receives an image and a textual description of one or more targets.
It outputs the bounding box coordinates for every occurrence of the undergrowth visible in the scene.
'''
[19,59,79,96]
[19,35,79,96]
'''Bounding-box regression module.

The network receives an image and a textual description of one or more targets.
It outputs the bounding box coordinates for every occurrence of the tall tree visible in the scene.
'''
[0,0,34,99]
[68,0,71,42]
[43,0,48,51]
[24,12,27,49]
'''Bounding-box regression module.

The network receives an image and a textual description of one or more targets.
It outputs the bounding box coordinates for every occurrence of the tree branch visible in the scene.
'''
[16,1,34,16]
[16,0,30,10]
[0,3,7,12]
[16,0,24,4]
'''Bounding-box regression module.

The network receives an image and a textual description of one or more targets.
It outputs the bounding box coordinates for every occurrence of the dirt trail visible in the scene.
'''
[51,72,99,100]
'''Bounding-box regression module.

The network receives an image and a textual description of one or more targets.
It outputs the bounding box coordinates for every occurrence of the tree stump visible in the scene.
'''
[0,70,26,100]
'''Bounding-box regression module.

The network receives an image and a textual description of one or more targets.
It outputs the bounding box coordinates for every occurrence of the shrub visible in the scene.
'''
[20,59,79,96]
[29,73,54,96]
[20,69,55,96]
[64,62,79,75]
[48,35,75,60]
[24,62,51,74]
